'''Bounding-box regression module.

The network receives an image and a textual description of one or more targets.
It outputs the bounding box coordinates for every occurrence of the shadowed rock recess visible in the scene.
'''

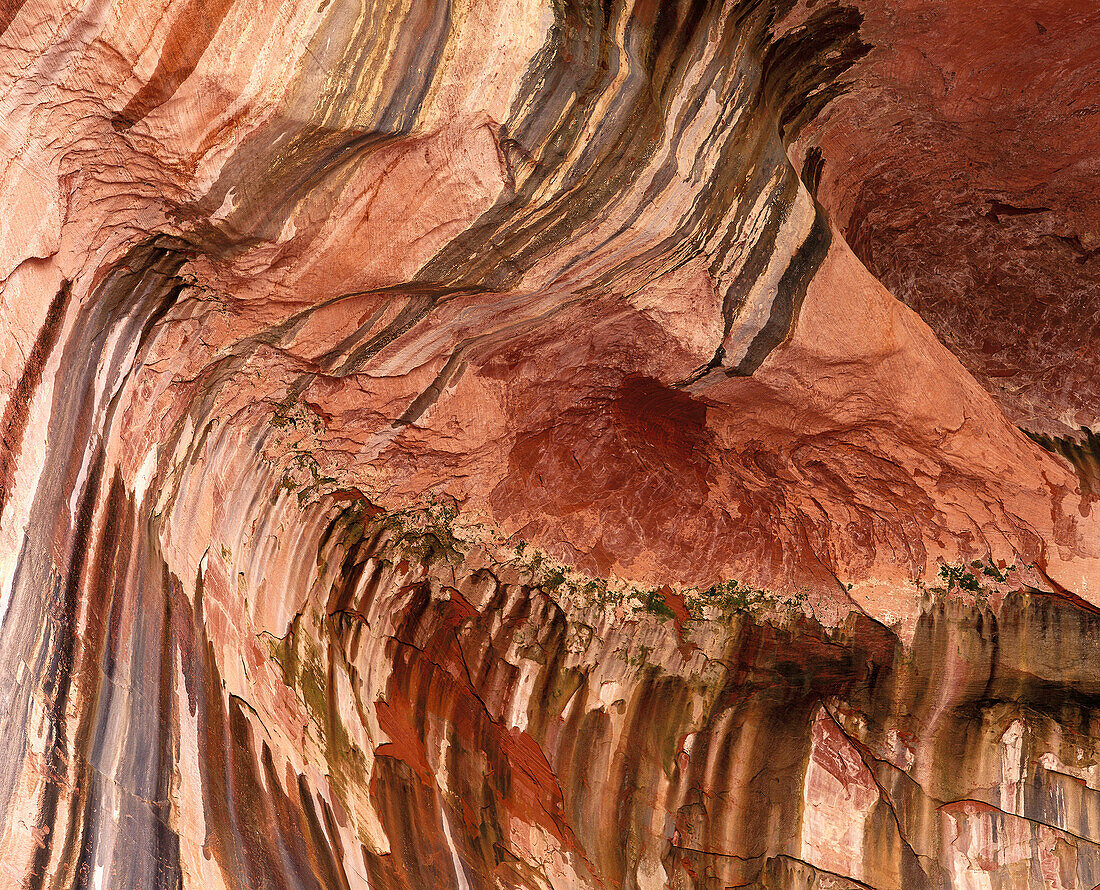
[1,0,1099,887]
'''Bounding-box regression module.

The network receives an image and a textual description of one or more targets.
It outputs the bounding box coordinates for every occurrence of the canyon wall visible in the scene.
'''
[0,0,1098,887]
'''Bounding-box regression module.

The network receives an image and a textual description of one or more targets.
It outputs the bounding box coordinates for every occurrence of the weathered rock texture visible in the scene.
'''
[0,0,1098,887]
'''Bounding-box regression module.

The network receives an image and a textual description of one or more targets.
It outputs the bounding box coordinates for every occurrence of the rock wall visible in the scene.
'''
[0,0,1097,887]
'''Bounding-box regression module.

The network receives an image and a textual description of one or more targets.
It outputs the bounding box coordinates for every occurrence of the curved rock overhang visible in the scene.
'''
[0,1,1097,887]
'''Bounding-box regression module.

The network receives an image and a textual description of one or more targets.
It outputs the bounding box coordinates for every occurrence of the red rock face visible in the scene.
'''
[806,0,1100,439]
[0,1,1097,888]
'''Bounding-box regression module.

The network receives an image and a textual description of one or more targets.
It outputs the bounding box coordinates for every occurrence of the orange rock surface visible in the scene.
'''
[0,0,1097,887]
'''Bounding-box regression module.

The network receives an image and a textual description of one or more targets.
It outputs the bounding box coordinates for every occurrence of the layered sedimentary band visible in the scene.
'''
[0,0,1098,887]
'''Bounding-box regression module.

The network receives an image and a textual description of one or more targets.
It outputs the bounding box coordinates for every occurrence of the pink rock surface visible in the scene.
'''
[0,0,1097,887]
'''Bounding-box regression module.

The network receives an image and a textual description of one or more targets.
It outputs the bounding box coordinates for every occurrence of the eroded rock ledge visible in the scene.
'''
[0,0,1098,887]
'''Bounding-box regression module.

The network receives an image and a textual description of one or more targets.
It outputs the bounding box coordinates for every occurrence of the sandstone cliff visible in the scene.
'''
[0,0,1098,887]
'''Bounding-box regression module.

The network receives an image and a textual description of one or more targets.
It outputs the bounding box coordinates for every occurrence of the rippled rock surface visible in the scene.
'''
[0,0,1098,887]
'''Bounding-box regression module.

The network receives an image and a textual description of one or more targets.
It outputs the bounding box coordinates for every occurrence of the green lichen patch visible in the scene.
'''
[634,588,676,620]
[685,578,807,622]
[267,392,325,434]
[917,556,1024,608]
[262,617,367,790]
[934,556,1016,591]
[502,539,806,624]
[374,495,466,567]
